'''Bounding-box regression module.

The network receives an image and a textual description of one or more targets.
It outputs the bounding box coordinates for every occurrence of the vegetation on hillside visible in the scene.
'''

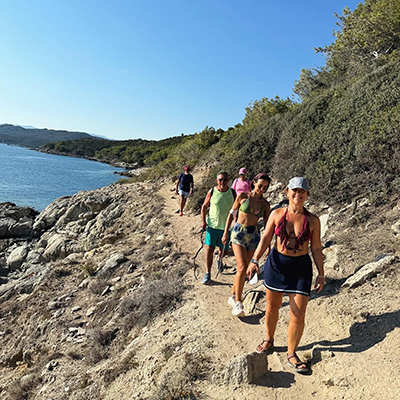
[40,135,191,166]
[0,124,91,148]
[150,0,400,207]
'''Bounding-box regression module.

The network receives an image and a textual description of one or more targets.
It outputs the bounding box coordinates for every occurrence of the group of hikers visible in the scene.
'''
[175,167,325,373]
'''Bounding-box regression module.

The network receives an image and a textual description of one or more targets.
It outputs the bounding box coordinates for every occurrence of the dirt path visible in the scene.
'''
[158,182,400,400]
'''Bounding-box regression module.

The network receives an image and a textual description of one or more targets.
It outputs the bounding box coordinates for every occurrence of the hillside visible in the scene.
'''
[0,173,399,399]
[0,124,92,149]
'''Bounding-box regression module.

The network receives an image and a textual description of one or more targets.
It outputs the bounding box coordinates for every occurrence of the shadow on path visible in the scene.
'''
[300,310,400,353]
[254,371,296,388]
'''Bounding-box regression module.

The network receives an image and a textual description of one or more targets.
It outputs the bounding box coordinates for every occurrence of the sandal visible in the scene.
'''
[287,353,309,374]
[256,339,274,354]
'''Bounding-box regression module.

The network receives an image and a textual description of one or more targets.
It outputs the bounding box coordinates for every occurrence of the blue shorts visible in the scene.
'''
[179,189,190,198]
[263,247,312,296]
[231,222,260,251]
[205,227,230,250]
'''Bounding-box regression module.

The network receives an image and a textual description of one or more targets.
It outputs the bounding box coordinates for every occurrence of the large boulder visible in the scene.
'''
[213,352,269,385]
[32,196,71,233]
[342,254,397,288]
[0,203,38,239]
[6,245,29,270]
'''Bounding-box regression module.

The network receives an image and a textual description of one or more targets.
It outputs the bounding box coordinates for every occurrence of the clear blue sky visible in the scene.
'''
[0,0,362,140]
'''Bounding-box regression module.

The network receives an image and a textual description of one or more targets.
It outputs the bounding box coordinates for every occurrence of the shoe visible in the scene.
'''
[287,353,310,374]
[227,295,235,308]
[256,339,274,354]
[201,272,211,285]
[215,255,224,273]
[232,301,244,317]
[179,211,183,216]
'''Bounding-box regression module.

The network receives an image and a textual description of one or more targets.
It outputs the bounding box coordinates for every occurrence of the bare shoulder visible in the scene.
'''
[270,207,285,222]
[306,211,320,228]
[261,197,269,205]
[261,197,270,209]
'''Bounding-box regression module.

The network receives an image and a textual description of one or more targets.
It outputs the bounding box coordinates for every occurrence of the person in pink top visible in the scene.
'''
[231,168,252,194]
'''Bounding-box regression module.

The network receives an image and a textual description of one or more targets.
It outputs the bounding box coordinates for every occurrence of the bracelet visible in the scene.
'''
[250,258,259,265]
[317,275,325,279]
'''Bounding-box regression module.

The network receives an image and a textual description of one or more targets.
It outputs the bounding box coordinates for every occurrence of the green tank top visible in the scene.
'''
[207,187,235,230]
[239,196,264,218]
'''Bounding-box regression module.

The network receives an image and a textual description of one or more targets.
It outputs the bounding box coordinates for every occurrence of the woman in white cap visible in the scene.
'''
[231,167,252,195]
[247,177,324,374]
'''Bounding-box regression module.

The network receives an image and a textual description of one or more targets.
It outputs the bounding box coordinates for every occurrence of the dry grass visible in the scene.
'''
[149,352,210,400]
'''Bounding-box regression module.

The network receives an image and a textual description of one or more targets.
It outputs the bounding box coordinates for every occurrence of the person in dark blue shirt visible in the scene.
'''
[175,166,194,216]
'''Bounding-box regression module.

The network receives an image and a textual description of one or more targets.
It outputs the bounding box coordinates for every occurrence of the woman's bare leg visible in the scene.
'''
[231,244,253,299]
[265,289,283,342]
[287,293,309,356]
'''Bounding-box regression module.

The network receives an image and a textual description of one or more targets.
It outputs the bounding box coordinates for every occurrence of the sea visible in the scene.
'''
[0,143,127,211]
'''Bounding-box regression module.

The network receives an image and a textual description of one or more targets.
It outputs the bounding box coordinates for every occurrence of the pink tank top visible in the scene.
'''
[274,208,311,252]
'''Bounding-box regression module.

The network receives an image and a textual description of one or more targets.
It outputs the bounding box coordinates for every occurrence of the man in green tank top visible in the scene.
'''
[200,171,236,284]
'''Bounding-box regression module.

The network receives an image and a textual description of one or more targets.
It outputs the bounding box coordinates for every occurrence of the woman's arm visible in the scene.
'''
[246,209,277,277]
[310,216,325,293]
[262,199,270,229]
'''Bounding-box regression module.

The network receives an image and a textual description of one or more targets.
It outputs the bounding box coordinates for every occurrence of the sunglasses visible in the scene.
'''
[218,178,229,182]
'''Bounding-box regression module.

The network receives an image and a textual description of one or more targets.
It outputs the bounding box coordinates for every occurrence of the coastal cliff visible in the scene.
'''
[0,173,399,399]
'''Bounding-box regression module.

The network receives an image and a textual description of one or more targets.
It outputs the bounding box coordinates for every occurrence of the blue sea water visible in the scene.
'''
[0,143,127,211]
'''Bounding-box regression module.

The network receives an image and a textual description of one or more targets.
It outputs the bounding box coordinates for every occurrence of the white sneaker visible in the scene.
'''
[232,301,244,317]
[227,295,235,308]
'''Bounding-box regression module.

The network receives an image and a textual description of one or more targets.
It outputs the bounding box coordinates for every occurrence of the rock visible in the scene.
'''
[77,327,86,335]
[25,250,44,265]
[102,252,126,271]
[72,306,82,312]
[101,286,111,296]
[319,213,329,239]
[310,346,334,363]
[43,234,68,260]
[79,278,90,289]
[342,255,397,288]
[323,245,341,273]
[86,306,96,317]
[391,220,400,235]
[45,360,59,371]
[47,301,59,310]
[213,352,269,385]
[0,217,34,239]
[20,373,37,390]
[6,245,29,270]
[32,196,71,233]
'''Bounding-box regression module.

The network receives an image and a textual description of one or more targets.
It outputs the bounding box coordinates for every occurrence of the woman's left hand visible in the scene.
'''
[314,275,325,293]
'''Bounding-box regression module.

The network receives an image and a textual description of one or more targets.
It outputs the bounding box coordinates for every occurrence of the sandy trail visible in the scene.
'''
[158,182,400,400]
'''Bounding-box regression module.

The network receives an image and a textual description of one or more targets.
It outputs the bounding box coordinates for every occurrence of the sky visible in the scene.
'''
[0,0,362,141]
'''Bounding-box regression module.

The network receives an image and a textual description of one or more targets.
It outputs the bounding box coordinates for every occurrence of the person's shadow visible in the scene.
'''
[299,310,400,354]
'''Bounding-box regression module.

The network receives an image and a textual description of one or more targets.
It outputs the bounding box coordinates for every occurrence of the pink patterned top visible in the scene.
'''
[274,208,311,252]
[231,178,252,194]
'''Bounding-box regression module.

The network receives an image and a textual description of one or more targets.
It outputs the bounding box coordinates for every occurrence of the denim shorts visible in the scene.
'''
[178,189,190,198]
[231,222,260,251]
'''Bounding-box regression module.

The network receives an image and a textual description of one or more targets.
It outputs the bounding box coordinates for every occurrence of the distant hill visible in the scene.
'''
[0,124,93,148]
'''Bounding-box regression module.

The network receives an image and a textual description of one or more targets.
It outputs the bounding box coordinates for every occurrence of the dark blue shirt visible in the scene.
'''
[179,173,193,192]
